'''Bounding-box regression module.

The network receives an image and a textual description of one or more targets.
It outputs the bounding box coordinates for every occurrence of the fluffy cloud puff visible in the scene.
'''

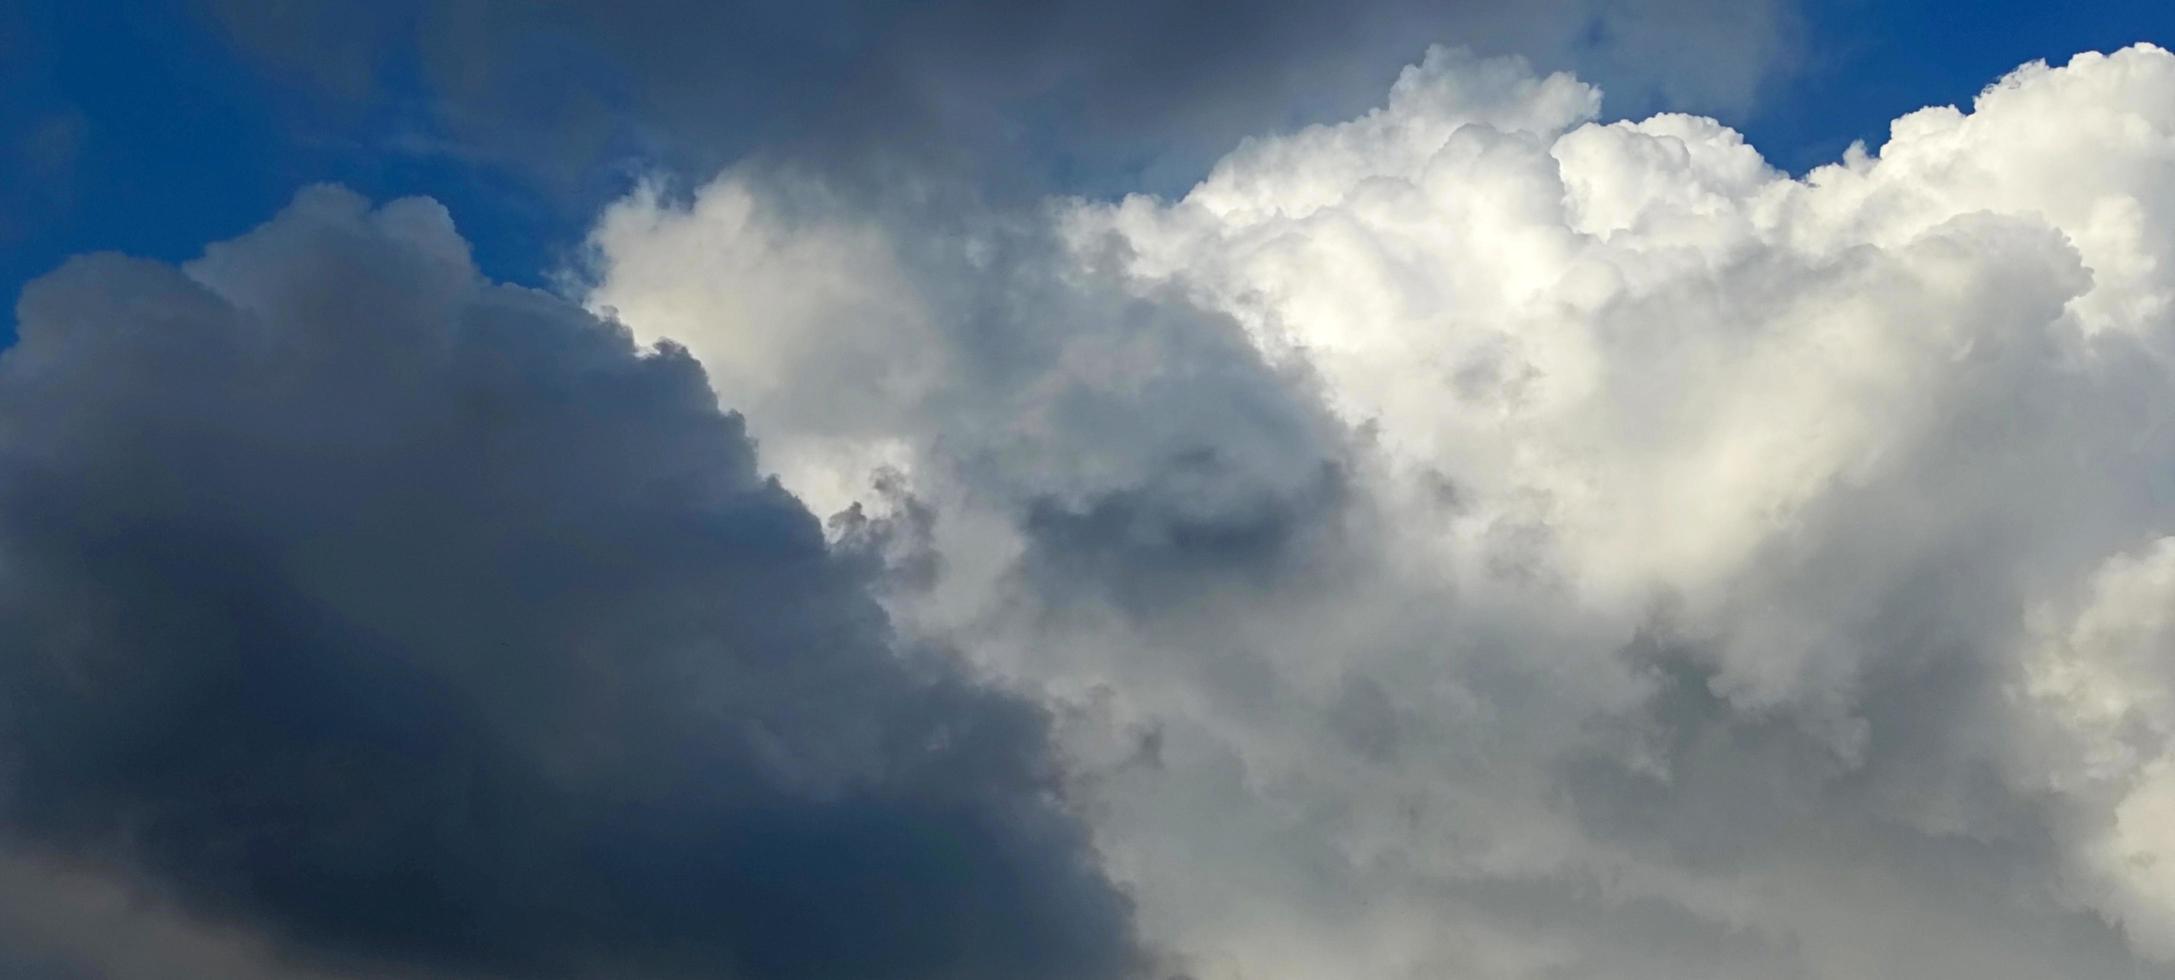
[587,44,2175,978]
[0,187,1142,980]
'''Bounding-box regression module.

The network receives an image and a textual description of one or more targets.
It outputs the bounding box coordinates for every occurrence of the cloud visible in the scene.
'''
[0,186,1143,980]
[0,851,373,980]
[585,43,2175,978]
[198,0,1800,196]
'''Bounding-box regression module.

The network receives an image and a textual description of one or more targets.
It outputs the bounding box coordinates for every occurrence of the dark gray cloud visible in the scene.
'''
[200,0,1799,196]
[1021,451,1347,617]
[918,219,1359,621]
[0,186,1142,980]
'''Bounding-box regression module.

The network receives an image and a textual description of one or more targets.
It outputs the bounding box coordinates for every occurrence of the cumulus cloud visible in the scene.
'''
[586,44,2175,978]
[0,187,1142,980]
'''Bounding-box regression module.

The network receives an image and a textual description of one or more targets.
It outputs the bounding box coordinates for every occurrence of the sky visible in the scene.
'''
[6,0,2171,310]
[3,2,2175,979]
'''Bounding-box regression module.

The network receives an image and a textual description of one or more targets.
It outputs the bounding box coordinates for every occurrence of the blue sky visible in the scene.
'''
[2,1,567,320]
[5,0,2169,332]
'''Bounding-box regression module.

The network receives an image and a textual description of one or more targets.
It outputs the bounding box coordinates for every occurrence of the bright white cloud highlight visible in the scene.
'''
[588,44,2175,979]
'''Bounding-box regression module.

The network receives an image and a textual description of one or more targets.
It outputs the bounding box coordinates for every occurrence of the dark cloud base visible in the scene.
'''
[0,187,1141,980]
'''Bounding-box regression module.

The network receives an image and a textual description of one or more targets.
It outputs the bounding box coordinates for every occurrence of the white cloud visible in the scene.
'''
[587,44,2175,978]
[2015,536,2175,958]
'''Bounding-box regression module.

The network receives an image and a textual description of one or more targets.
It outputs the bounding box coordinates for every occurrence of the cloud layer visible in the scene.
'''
[0,188,1140,980]
[585,44,2175,979]
[201,0,1798,195]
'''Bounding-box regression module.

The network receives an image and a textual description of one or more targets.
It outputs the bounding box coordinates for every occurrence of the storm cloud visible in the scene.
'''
[11,5,2175,978]
[0,186,1142,980]
[199,0,1799,195]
